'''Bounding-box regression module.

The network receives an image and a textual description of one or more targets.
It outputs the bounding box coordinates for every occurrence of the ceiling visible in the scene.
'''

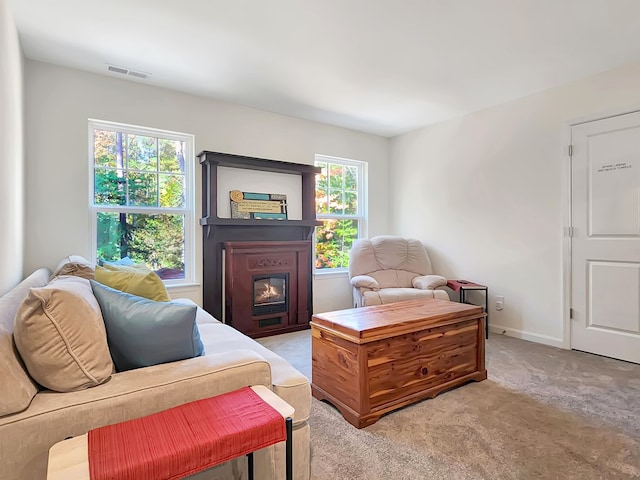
[9,0,640,137]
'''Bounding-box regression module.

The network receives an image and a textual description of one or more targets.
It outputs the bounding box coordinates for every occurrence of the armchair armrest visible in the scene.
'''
[350,275,380,291]
[412,275,447,290]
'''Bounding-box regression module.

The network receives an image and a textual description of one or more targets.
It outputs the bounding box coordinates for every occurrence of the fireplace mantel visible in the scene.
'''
[199,150,322,230]
[199,151,320,335]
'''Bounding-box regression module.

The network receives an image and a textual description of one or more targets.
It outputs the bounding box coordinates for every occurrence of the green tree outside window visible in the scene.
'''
[314,157,365,269]
[92,125,192,280]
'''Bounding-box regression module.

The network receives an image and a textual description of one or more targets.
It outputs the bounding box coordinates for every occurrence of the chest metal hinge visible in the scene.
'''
[568,145,573,157]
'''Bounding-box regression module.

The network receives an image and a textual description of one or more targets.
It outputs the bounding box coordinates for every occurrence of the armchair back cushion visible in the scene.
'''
[349,235,434,285]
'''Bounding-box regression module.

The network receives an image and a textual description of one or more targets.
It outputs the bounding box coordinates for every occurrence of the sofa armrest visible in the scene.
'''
[412,274,447,290]
[350,274,379,290]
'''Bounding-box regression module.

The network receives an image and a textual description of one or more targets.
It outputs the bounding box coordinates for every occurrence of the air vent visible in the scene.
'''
[106,64,151,79]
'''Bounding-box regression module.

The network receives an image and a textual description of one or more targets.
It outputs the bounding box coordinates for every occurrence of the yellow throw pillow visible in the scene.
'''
[94,264,171,302]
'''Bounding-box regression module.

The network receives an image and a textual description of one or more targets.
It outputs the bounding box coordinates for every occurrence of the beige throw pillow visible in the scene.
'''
[51,262,95,280]
[50,255,95,280]
[13,276,113,392]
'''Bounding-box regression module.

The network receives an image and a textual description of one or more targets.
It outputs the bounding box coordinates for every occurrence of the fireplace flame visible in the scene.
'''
[258,284,283,301]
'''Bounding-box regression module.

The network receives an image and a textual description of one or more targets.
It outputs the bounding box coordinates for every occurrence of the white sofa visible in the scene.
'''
[0,267,310,480]
[348,235,450,307]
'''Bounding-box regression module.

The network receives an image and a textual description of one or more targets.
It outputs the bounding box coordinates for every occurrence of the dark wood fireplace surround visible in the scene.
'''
[199,151,321,338]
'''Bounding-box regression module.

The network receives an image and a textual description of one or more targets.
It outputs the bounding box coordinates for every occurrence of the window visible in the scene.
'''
[314,155,366,270]
[89,120,195,284]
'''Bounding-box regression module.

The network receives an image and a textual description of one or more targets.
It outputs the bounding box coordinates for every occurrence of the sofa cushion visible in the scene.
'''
[0,268,50,416]
[91,281,204,371]
[197,323,311,424]
[13,276,114,393]
[94,264,171,302]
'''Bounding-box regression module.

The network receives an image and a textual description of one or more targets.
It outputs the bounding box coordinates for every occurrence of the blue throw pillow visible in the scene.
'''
[98,256,135,267]
[90,280,205,372]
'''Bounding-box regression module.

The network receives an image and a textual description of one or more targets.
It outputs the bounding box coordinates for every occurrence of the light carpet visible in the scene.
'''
[258,331,640,480]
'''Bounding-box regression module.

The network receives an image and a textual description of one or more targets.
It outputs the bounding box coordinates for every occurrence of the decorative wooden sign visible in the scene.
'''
[230,190,288,220]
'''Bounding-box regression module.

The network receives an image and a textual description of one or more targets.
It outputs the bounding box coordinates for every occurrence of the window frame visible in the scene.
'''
[88,119,196,286]
[314,154,368,274]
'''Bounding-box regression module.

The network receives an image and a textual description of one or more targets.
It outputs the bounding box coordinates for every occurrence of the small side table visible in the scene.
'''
[47,385,294,480]
[447,280,489,339]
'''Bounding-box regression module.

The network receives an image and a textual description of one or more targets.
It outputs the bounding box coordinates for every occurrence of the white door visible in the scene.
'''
[571,112,640,364]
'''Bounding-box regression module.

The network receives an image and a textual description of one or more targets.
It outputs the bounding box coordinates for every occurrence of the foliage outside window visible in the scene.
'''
[89,120,194,283]
[315,156,366,270]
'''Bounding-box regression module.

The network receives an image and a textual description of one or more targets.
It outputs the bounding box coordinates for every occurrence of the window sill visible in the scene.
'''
[314,270,349,280]
[165,282,201,290]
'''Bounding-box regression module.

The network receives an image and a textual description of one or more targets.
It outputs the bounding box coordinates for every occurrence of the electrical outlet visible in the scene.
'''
[495,295,504,311]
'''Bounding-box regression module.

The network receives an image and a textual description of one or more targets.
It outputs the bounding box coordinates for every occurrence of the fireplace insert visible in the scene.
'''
[252,274,288,316]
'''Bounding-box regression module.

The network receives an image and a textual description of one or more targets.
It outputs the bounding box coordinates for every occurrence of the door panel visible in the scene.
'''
[588,261,640,333]
[571,111,640,364]
[588,129,640,236]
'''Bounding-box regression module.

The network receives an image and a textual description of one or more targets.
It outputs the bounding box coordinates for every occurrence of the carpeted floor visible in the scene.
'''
[258,331,640,480]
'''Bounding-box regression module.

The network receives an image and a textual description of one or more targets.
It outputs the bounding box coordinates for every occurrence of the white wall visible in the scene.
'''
[23,60,389,309]
[390,60,640,346]
[0,0,24,296]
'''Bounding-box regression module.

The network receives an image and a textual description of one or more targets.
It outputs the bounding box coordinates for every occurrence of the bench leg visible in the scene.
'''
[247,452,254,480]
[286,417,293,480]
[247,417,292,480]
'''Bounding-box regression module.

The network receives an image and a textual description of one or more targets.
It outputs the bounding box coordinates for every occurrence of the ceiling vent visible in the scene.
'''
[106,64,151,79]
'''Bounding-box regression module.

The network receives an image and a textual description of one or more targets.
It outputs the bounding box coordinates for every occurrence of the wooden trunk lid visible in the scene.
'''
[311,299,484,343]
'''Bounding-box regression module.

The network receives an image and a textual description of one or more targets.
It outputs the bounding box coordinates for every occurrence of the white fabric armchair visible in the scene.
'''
[348,235,450,308]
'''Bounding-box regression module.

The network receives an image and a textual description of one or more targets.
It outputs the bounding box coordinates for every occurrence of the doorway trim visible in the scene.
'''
[562,106,640,350]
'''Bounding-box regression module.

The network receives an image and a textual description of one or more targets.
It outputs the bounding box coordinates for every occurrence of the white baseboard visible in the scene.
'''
[489,324,565,349]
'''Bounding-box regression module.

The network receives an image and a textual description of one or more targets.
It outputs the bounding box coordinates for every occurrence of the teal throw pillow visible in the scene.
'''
[90,280,205,372]
[98,256,135,267]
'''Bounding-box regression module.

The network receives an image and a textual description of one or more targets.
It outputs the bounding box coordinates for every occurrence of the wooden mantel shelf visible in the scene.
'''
[200,217,322,227]
[198,150,320,175]
[198,150,322,227]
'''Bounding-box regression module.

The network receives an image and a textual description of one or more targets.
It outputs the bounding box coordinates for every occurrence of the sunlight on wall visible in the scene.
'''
[0,0,24,295]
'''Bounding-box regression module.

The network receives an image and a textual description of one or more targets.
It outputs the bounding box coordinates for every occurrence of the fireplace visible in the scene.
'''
[199,150,320,337]
[224,241,311,338]
[253,274,288,316]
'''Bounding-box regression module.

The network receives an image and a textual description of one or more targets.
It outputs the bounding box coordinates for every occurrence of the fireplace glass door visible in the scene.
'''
[253,274,288,316]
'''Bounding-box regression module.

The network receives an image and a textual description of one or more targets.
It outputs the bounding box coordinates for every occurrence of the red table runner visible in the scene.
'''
[88,386,286,480]
[446,280,484,292]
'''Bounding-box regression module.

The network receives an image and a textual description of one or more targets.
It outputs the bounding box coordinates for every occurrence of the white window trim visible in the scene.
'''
[88,119,196,286]
[314,154,368,274]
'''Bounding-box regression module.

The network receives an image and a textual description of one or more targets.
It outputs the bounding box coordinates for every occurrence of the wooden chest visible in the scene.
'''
[311,299,487,428]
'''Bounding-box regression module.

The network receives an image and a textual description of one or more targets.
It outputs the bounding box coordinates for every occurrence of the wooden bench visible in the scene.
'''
[47,385,294,480]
